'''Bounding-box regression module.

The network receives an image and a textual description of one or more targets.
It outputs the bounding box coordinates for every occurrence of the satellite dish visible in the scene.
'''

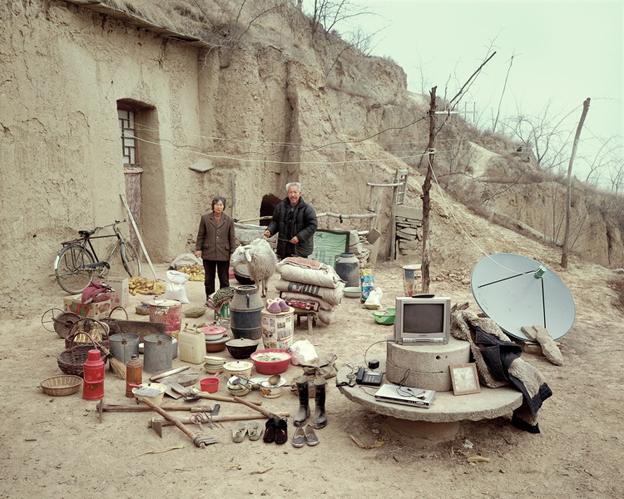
[470,253,575,341]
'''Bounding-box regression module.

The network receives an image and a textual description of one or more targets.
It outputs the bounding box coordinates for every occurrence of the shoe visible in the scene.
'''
[232,422,248,443]
[274,418,288,445]
[294,377,310,427]
[291,426,306,448]
[304,424,319,446]
[247,421,263,441]
[312,379,327,429]
[263,417,277,443]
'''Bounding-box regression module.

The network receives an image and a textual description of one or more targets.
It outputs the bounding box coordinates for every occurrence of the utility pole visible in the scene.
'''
[561,97,590,269]
[421,86,437,293]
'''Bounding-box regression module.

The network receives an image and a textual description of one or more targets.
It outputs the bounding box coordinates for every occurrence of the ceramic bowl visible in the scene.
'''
[205,336,228,353]
[222,360,253,379]
[344,286,361,298]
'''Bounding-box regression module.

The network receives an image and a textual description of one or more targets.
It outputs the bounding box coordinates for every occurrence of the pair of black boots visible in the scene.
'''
[294,377,327,429]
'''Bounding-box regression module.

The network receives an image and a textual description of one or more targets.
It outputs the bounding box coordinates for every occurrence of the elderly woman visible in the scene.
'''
[194,196,236,303]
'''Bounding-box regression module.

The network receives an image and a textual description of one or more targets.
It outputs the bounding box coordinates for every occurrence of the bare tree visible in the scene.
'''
[306,0,370,35]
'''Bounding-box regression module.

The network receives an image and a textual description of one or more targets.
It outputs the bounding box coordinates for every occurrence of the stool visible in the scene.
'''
[294,311,317,333]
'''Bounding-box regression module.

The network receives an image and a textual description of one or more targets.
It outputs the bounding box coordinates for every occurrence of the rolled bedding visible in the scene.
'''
[280,291,334,311]
[276,259,342,289]
[275,279,344,306]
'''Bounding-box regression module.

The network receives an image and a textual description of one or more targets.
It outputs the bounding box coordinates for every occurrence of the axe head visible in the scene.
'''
[151,419,164,438]
[211,403,220,416]
[96,400,103,423]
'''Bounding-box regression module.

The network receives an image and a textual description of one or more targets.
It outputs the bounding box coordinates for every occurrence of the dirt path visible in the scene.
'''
[1,247,622,498]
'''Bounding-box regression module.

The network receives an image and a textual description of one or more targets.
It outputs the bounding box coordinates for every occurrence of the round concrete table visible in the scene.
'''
[338,383,523,442]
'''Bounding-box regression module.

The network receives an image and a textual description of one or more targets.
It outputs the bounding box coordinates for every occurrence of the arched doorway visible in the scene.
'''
[259,193,281,226]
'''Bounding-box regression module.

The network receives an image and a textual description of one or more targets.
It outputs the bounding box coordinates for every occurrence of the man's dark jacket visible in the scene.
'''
[267,197,317,258]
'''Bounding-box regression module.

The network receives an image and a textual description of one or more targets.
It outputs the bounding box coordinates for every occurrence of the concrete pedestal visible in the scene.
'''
[338,383,523,443]
[386,336,470,391]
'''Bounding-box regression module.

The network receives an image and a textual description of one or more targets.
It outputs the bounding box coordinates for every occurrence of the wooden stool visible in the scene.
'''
[294,311,317,333]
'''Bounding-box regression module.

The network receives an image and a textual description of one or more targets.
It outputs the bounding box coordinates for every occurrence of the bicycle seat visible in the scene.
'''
[78,229,96,237]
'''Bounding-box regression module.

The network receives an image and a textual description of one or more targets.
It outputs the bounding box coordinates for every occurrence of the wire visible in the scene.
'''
[129,134,455,166]
[362,339,393,366]
[426,152,523,274]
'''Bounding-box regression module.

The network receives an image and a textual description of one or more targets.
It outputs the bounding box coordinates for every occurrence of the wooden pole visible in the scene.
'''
[421,86,437,293]
[561,97,590,269]
[120,194,157,279]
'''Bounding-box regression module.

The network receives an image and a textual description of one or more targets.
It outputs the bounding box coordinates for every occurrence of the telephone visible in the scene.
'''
[355,367,383,386]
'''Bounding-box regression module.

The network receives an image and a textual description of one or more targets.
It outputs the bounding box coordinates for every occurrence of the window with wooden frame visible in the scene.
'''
[117,107,138,166]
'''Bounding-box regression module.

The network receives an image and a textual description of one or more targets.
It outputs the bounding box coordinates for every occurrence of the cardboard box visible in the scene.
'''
[105,276,129,308]
[64,295,112,319]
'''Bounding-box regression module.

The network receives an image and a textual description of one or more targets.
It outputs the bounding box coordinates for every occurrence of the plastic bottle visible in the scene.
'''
[125,354,143,398]
[178,325,206,364]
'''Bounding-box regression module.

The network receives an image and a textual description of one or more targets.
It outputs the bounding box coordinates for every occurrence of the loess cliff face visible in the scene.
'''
[0,0,621,317]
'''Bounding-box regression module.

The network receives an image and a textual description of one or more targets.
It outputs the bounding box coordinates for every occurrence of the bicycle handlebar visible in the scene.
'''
[86,219,127,234]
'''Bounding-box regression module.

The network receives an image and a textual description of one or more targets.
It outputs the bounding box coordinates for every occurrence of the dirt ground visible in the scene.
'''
[1,216,623,498]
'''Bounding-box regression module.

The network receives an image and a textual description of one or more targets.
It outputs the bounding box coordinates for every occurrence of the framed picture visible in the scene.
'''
[449,363,481,396]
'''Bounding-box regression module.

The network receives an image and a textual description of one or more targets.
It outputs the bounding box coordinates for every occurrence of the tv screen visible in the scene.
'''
[403,303,445,334]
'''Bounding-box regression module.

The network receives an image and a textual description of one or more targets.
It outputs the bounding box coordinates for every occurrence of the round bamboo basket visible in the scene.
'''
[40,375,82,396]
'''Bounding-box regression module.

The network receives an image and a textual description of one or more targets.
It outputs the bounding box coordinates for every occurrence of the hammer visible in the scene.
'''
[148,412,290,438]
[96,400,215,422]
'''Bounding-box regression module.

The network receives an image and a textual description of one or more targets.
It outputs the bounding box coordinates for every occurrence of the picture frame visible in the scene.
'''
[449,363,481,396]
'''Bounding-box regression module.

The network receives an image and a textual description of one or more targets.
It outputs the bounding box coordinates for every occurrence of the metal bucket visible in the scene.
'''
[109,333,139,364]
[148,299,182,336]
[143,333,172,373]
[230,285,263,340]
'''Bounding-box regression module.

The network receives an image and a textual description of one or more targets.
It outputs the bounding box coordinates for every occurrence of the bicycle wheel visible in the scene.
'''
[120,241,141,277]
[54,244,95,294]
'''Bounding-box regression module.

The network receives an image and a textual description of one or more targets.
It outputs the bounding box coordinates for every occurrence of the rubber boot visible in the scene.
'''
[293,377,310,427]
[312,378,327,429]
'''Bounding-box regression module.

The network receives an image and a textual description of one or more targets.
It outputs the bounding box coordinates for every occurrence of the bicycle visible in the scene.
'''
[54,220,141,294]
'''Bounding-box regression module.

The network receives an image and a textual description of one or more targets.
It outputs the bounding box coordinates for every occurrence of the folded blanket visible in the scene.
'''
[284,298,320,312]
[281,291,334,311]
[277,261,342,288]
[275,279,344,306]
[280,256,322,270]
[452,305,552,433]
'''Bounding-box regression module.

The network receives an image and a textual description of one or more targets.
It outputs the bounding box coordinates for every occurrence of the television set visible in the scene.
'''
[394,296,451,344]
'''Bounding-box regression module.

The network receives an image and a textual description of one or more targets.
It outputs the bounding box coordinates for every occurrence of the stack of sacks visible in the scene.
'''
[275,257,345,325]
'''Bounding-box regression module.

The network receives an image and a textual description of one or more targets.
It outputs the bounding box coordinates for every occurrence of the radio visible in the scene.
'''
[355,367,383,386]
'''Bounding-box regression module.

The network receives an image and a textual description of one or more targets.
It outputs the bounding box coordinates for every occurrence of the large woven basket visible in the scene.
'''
[40,375,82,396]
[57,344,107,377]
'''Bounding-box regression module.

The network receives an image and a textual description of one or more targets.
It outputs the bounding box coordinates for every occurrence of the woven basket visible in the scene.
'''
[40,375,82,396]
[64,318,110,349]
[57,344,106,377]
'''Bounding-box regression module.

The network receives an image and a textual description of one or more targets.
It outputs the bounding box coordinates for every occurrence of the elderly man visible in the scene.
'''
[264,182,317,259]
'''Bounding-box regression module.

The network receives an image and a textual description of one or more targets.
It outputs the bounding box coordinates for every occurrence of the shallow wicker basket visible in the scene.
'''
[40,375,82,396]
[57,344,106,377]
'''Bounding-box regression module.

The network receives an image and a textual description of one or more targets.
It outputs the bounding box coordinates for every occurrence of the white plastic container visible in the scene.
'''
[177,327,206,364]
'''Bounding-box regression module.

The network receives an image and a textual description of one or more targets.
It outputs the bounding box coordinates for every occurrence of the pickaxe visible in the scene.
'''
[139,397,216,448]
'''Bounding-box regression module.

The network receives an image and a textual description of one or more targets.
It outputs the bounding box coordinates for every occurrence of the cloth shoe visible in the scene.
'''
[247,421,263,441]
[291,426,306,448]
[274,418,288,445]
[304,424,319,446]
[294,377,310,427]
[232,423,248,443]
[263,417,277,443]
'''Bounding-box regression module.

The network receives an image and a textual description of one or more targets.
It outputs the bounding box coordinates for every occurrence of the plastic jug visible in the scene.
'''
[178,326,206,364]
